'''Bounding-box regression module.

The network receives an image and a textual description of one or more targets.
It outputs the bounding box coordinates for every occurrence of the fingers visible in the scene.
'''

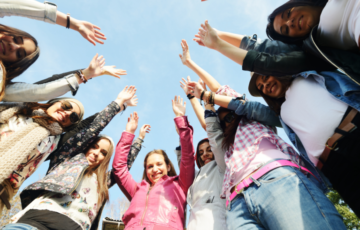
[179,54,183,59]
[133,111,138,120]
[86,36,96,46]
[94,29,105,37]
[184,40,189,50]
[187,76,191,82]
[92,53,99,62]
[93,24,101,30]
[92,36,105,44]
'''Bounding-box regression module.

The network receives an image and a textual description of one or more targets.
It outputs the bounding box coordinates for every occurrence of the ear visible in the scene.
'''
[167,164,171,172]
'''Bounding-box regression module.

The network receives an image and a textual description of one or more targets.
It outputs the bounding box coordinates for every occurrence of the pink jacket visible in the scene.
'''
[113,116,195,230]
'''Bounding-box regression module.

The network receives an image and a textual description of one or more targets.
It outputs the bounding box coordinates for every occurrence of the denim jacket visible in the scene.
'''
[228,70,360,191]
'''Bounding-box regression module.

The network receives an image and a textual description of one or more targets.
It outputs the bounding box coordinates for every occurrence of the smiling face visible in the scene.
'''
[0,34,36,63]
[85,138,110,167]
[198,141,214,167]
[273,6,322,38]
[255,75,286,98]
[46,101,81,127]
[146,153,170,185]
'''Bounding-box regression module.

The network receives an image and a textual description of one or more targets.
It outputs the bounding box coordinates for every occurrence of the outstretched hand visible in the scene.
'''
[188,81,205,99]
[82,54,127,80]
[74,20,106,46]
[172,96,186,117]
[179,39,191,66]
[194,20,219,50]
[125,95,138,107]
[139,124,151,139]
[180,76,192,95]
[125,112,139,134]
[116,86,136,106]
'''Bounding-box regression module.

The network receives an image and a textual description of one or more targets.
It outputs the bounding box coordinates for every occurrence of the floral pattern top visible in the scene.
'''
[16,102,144,230]
[0,114,60,190]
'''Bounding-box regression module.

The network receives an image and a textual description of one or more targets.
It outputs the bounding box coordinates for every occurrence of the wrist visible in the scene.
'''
[126,129,135,134]
[139,134,145,139]
[175,113,184,117]
[115,98,125,106]
[70,18,81,31]
[75,72,83,84]
[82,68,94,80]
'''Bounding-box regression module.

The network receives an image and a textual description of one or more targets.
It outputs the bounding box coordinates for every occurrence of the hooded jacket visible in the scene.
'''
[112,116,195,230]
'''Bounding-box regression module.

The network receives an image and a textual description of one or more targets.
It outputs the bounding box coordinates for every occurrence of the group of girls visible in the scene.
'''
[1,0,360,230]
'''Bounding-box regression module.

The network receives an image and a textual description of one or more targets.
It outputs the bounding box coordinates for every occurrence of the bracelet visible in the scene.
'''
[200,90,205,105]
[123,102,127,111]
[80,70,89,81]
[66,13,70,29]
[209,92,215,106]
[77,70,87,83]
[187,94,195,100]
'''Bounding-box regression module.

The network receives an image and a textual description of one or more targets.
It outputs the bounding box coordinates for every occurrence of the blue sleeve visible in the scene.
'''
[227,99,282,127]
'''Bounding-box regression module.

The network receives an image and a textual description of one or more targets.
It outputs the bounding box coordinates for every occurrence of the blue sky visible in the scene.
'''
[6,0,288,225]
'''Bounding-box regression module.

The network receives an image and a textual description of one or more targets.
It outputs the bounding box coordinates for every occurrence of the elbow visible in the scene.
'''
[201,124,207,131]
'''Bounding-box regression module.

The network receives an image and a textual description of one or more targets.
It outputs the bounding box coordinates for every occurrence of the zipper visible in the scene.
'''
[69,166,88,194]
[140,187,151,225]
[309,27,360,86]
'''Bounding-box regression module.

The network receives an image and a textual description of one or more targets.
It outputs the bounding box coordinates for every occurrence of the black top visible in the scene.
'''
[18,209,82,230]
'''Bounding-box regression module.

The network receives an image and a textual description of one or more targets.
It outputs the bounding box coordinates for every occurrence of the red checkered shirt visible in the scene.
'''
[217,85,300,198]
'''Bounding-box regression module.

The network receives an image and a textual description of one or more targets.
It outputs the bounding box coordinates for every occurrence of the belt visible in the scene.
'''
[0,184,11,210]
[226,160,315,207]
[317,108,358,170]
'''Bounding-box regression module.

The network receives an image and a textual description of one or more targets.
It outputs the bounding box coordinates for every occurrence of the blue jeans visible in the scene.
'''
[1,224,38,230]
[226,166,346,230]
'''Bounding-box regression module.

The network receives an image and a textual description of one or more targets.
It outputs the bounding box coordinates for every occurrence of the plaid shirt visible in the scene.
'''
[217,85,300,198]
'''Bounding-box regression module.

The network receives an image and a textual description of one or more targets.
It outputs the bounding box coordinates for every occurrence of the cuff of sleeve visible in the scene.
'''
[205,110,217,118]
[243,50,258,72]
[65,74,79,96]
[110,101,121,113]
[227,99,242,111]
[240,35,250,49]
[44,1,57,24]
[174,116,189,129]
[121,131,135,143]
[137,137,144,143]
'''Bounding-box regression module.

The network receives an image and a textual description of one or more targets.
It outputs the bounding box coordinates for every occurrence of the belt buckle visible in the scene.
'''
[325,138,338,150]
[235,187,244,194]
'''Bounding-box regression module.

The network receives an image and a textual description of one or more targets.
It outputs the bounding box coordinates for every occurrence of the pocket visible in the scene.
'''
[258,167,296,184]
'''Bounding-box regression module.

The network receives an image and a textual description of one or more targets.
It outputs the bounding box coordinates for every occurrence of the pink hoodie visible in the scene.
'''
[113,116,195,230]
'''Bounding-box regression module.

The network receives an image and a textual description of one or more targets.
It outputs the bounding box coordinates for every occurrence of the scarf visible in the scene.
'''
[0,103,63,184]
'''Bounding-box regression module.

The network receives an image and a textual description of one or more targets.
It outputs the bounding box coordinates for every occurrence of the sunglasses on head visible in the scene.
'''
[220,111,235,129]
[61,100,80,124]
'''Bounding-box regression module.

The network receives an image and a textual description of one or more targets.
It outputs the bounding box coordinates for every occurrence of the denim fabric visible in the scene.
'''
[226,167,346,230]
[1,224,38,230]
[240,35,301,54]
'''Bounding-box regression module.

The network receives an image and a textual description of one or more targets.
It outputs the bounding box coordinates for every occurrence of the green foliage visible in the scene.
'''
[327,190,360,230]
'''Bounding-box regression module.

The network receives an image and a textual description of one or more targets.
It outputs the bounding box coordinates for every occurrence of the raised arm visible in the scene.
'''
[189,82,282,127]
[198,20,335,76]
[4,54,126,102]
[127,124,150,170]
[0,0,106,45]
[179,39,221,92]
[172,96,195,194]
[194,24,244,48]
[49,86,136,168]
[204,110,226,173]
[113,112,141,199]
[179,76,206,130]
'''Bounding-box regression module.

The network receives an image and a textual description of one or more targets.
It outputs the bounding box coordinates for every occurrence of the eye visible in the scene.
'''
[287,9,291,19]
[264,76,269,81]
[100,150,107,156]
[61,101,73,110]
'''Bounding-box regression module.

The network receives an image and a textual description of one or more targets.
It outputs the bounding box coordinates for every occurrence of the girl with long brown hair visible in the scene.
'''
[0,0,110,102]
[112,97,195,230]
[3,86,137,230]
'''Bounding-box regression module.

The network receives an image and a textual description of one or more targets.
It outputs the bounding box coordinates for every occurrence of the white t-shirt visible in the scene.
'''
[317,0,360,50]
[281,77,348,165]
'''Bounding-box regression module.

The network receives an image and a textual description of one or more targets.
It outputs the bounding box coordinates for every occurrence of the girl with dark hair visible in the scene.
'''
[112,97,195,230]
[188,80,346,230]
[243,69,360,217]
[0,0,110,101]
[193,19,360,87]
[173,40,227,230]
[3,85,138,230]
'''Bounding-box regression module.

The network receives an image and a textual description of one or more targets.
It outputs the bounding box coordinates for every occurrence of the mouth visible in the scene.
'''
[270,82,277,94]
[88,156,95,163]
[57,111,65,122]
[152,173,162,180]
[204,158,212,164]
[298,15,303,30]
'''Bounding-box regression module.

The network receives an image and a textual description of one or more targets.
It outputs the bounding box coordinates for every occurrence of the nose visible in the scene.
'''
[286,18,295,28]
[9,42,20,52]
